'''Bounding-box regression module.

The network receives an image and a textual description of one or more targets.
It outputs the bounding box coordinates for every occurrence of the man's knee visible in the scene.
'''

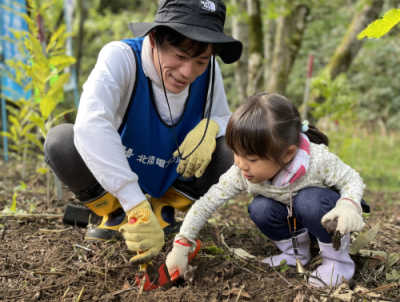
[44,123,75,161]
[44,123,97,192]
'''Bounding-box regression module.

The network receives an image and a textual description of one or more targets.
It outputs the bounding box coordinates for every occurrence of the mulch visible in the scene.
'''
[1,167,399,301]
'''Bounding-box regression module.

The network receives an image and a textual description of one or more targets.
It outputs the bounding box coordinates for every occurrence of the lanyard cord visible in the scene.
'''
[156,40,216,161]
[286,183,294,235]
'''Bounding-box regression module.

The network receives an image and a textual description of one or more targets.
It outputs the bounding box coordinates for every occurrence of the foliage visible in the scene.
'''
[0,100,42,158]
[287,1,400,130]
[326,127,400,192]
[0,181,28,215]
[308,71,357,121]
[75,0,155,90]
[347,34,400,130]
[358,8,400,39]
[279,260,290,273]
[0,0,76,162]
[203,245,224,255]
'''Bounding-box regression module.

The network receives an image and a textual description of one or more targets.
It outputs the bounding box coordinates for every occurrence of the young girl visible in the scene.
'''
[166,92,368,287]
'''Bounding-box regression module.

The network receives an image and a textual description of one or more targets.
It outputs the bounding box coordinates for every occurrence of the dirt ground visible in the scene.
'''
[1,165,400,301]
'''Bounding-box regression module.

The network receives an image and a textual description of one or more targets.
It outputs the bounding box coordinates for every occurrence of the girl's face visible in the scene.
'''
[234,146,297,184]
[234,154,281,183]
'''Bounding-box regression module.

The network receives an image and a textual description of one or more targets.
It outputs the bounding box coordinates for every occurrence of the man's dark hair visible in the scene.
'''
[155,26,222,57]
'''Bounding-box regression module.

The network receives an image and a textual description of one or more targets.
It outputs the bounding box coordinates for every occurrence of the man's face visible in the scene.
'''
[150,32,213,94]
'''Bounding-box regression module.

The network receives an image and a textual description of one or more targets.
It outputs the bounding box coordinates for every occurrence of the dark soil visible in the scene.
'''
[1,165,400,301]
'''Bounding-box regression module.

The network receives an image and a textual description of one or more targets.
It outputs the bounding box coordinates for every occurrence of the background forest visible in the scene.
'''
[1,1,400,301]
[0,0,399,206]
[23,0,400,192]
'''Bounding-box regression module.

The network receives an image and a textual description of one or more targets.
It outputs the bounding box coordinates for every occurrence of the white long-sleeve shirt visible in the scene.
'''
[74,37,232,211]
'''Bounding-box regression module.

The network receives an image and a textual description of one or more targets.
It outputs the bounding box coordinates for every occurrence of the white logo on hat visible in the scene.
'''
[201,0,215,12]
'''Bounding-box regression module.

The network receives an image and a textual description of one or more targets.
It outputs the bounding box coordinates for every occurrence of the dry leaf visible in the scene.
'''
[331,283,353,302]
[293,292,305,302]
[294,285,304,291]
[359,250,399,267]
[121,281,131,290]
[353,286,380,298]
[184,265,197,284]
[220,233,256,261]
[222,287,251,299]
[349,224,381,255]
[386,269,400,281]
[309,295,318,302]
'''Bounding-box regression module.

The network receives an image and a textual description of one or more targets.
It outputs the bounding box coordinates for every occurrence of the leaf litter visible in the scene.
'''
[0,169,400,301]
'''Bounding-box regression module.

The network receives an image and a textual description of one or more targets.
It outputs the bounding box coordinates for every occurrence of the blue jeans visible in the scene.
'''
[248,187,368,244]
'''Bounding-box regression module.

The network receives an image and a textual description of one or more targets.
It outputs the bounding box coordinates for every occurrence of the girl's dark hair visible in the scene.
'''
[226,92,329,169]
[154,26,222,57]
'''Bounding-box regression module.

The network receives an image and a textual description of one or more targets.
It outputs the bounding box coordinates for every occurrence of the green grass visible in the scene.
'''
[327,129,400,192]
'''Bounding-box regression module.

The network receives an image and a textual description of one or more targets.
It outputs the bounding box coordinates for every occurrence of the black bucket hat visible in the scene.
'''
[128,0,242,64]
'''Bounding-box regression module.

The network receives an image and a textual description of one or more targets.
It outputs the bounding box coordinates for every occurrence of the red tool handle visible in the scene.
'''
[131,216,201,286]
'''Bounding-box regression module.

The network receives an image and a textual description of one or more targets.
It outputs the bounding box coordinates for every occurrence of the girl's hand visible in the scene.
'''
[321,199,365,235]
[165,240,191,277]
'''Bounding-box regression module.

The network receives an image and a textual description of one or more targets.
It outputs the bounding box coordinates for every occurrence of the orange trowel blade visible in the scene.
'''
[135,239,202,291]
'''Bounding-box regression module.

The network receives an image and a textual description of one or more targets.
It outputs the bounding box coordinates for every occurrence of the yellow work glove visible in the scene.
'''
[119,199,164,266]
[173,119,220,178]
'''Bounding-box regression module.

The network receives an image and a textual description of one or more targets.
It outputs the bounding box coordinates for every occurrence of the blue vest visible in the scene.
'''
[119,37,210,198]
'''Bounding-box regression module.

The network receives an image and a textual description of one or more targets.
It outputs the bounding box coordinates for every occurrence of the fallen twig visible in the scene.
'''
[33,272,66,276]
[1,214,62,219]
[61,286,70,302]
[358,283,399,296]
[111,280,137,296]
[330,262,335,286]
[138,275,146,295]
[1,222,9,240]
[40,246,60,271]
[270,263,293,287]
[38,227,72,233]
[105,260,108,285]
[76,286,85,302]
[235,285,245,302]
[111,287,138,296]
[57,251,77,269]
[110,264,132,269]
[73,244,94,252]
[263,288,287,295]
[0,273,18,278]
[384,223,400,231]
[4,284,62,299]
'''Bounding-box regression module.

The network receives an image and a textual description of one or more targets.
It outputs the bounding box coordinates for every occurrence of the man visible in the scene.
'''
[44,0,242,265]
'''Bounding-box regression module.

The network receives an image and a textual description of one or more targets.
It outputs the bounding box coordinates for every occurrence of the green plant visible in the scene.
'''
[309,71,356,121]
[279,260,290,273]
[0,181,28,215]
[0,0,76,160]
[358,8,400,40]
[0,100,43,161]
[202,245,224,255]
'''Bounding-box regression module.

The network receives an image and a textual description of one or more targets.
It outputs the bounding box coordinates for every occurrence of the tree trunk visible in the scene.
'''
[232,0,249,106]
[325,0,384,80]
[263,18,276,91]
[266,2,309,95]
[246,0,263,96]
